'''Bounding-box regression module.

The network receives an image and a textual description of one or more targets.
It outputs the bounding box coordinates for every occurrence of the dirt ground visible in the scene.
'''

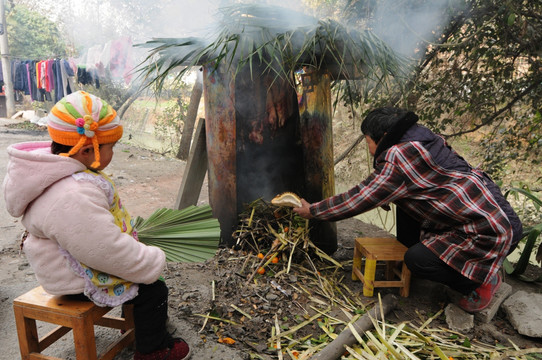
[1,118,541,360]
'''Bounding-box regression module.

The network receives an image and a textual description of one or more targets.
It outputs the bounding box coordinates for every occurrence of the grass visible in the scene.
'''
[6,121,47,131]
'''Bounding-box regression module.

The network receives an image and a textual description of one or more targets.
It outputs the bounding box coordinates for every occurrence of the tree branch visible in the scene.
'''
[334,134,364,165]
[442,79,542,138]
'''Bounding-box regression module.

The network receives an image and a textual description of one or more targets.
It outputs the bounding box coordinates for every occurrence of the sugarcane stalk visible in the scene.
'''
[231,304,252,320]
[275,315,284,360]
[269,308,330,343]
[310,293,397,360]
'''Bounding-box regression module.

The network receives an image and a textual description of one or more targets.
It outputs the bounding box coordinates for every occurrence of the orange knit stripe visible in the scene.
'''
[97,109,117,126]
[81,91,93,116]
[51,106,77,125]
[95,126,123,141]
[67,136,88,156]
[48,125,122,146]
[90,136,101,169]
[47,126,82,145]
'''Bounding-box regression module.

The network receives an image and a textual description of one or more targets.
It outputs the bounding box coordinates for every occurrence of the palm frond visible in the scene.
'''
[135,3,411,94]
[134,205,221,263]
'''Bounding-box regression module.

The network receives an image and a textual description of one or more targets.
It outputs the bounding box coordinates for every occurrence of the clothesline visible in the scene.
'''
[3,36,135,103]
[7,57,101,104]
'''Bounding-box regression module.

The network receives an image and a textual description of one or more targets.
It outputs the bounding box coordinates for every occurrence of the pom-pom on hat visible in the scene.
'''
[47,91,122,168]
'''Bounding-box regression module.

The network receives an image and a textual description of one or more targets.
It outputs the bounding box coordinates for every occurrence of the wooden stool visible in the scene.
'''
[352,237,411,297]
[13,286,135,360]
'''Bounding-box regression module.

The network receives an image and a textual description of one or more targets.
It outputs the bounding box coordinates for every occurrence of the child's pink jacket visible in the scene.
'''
[3,141,166,296]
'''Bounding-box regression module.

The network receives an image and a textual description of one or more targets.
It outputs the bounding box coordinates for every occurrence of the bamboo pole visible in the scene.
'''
[311,293,397,360]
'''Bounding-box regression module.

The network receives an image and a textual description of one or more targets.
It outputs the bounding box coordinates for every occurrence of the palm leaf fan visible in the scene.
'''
[133,205,221,263]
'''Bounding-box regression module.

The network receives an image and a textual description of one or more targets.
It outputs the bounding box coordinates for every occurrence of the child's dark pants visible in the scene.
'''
[127,280,170,353]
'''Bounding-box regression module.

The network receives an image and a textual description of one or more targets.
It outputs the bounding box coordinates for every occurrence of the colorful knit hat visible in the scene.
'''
[47,91,123,168]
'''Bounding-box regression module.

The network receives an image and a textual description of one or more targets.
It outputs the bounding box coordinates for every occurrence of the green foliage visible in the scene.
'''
[7,4,68,59]
[504,186,542,282]
[326,0,542,179]
[154,99,188,153]
[153,82,191,155]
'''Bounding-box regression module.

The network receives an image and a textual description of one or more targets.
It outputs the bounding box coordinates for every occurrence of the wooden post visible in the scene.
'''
[177,70,203,160]
[174,118,208,210]
[0,0,15,117]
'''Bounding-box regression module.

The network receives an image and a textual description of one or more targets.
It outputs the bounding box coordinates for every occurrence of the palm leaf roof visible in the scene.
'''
[136,4,410,92]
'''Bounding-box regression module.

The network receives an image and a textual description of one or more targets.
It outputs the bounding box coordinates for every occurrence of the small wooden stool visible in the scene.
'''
[13,286,135,360]
[352,237,411,297]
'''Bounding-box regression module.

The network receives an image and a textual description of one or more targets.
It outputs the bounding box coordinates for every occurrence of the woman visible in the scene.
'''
[294,107,522,312]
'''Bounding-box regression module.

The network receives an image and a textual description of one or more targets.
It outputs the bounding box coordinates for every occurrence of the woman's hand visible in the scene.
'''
[293,198,313,219]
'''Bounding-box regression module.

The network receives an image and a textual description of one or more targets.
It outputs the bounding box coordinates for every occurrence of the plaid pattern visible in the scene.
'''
[311,140,514,285]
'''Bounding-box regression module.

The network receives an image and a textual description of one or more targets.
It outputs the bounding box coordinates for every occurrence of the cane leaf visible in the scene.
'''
[504,187,542,282]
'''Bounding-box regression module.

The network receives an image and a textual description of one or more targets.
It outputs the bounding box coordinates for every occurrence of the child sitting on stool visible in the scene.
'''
[3,91,191,360]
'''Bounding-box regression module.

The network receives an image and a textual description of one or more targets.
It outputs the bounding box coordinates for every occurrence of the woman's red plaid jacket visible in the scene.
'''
[310,125,521,285]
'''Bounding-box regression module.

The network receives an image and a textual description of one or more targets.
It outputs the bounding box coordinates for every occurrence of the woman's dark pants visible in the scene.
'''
[396,207,480,295]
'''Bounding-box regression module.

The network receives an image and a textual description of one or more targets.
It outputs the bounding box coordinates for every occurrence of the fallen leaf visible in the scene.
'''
[218,337,236,345]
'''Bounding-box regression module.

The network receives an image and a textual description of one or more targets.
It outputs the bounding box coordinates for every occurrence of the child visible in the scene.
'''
[3,91,191,360]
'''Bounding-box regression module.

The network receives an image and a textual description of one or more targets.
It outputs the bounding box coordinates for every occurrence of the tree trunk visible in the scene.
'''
[176,71,203,160]
[117,86,144,120]
[311,294,397,360]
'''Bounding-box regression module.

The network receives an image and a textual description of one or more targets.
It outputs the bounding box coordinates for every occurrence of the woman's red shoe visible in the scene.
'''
[458,274,502,313]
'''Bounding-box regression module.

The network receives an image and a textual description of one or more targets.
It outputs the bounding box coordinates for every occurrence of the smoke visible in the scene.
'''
[148,0,463,66]
[34,0,318,76]
[70,0,314,43]
[28,0,461,63]
[152,1,318,43]
[146,0,219,39]
[370,0,460,58]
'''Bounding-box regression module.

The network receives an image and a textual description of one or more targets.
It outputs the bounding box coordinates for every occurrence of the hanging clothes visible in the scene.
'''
[8,57,78,102]
[0,61,4,89]
[35,61,46,102]
[60,59,76,96]
[28,61,39,101]
[12,61,27,93]
[77,66,100,89]
[46,59,55,93]
[52,59,64,102]
[110,36,134,84]
[25,63,32,100]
